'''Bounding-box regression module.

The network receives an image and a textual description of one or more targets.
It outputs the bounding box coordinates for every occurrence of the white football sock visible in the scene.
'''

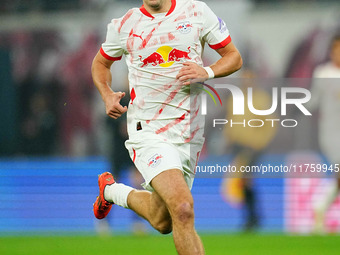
[104,183,134,209]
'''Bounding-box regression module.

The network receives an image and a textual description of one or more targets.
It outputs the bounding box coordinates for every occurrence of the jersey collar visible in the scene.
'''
[140,0,176,19]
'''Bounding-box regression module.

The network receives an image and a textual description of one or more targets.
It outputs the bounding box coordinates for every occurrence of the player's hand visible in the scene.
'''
[176,62,209,85]
[104,92,128,119]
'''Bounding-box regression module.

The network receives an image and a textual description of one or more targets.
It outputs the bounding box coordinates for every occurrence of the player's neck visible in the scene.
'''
[143,0,172,15]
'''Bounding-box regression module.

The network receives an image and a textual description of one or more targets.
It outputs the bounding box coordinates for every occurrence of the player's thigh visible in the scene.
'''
[151,169,194,212]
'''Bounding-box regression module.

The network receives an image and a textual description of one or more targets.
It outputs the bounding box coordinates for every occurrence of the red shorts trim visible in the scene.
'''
[132,148,136,163]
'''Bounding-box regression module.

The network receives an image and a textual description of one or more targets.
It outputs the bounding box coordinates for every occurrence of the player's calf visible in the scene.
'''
[152,217,173,235]
[125,188,173,234]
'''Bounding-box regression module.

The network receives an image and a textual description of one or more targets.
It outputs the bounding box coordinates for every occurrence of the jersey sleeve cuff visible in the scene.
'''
[208,36,232,50]
[100,47,122,61]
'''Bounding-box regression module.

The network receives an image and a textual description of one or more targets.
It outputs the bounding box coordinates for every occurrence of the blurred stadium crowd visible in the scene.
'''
[0,31,99,156]
[1,0,339,158]
[1,0,340,14]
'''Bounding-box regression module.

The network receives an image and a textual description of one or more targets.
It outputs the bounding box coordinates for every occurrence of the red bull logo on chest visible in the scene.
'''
[139,46,191,68]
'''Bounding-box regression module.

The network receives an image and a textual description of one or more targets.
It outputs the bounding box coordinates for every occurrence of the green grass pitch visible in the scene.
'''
[0,234,339,255]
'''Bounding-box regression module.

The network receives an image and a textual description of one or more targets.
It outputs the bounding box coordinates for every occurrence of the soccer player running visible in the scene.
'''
[92,0,242,254]
[310,35,340,233]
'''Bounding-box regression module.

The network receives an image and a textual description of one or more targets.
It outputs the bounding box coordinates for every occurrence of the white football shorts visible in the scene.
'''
[125,134,203,192]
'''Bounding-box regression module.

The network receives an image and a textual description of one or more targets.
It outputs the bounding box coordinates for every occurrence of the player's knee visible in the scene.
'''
[155,219,172,235]
[172,201,194,225]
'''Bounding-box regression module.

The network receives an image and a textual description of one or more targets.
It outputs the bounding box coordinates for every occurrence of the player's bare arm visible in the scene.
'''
[92,51,128,119]
[176,42,242,85]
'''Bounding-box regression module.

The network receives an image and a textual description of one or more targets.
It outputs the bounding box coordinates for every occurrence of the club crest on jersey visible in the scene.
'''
[147,153,163,168]
[176,21,193,34]
[218,17,227,33]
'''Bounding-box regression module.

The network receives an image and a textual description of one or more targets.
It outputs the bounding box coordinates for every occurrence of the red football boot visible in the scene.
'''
[93,172,115,219]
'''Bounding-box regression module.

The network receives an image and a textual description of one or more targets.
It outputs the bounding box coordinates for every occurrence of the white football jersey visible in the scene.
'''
[311,62,340,162]
[100,0,231,143]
